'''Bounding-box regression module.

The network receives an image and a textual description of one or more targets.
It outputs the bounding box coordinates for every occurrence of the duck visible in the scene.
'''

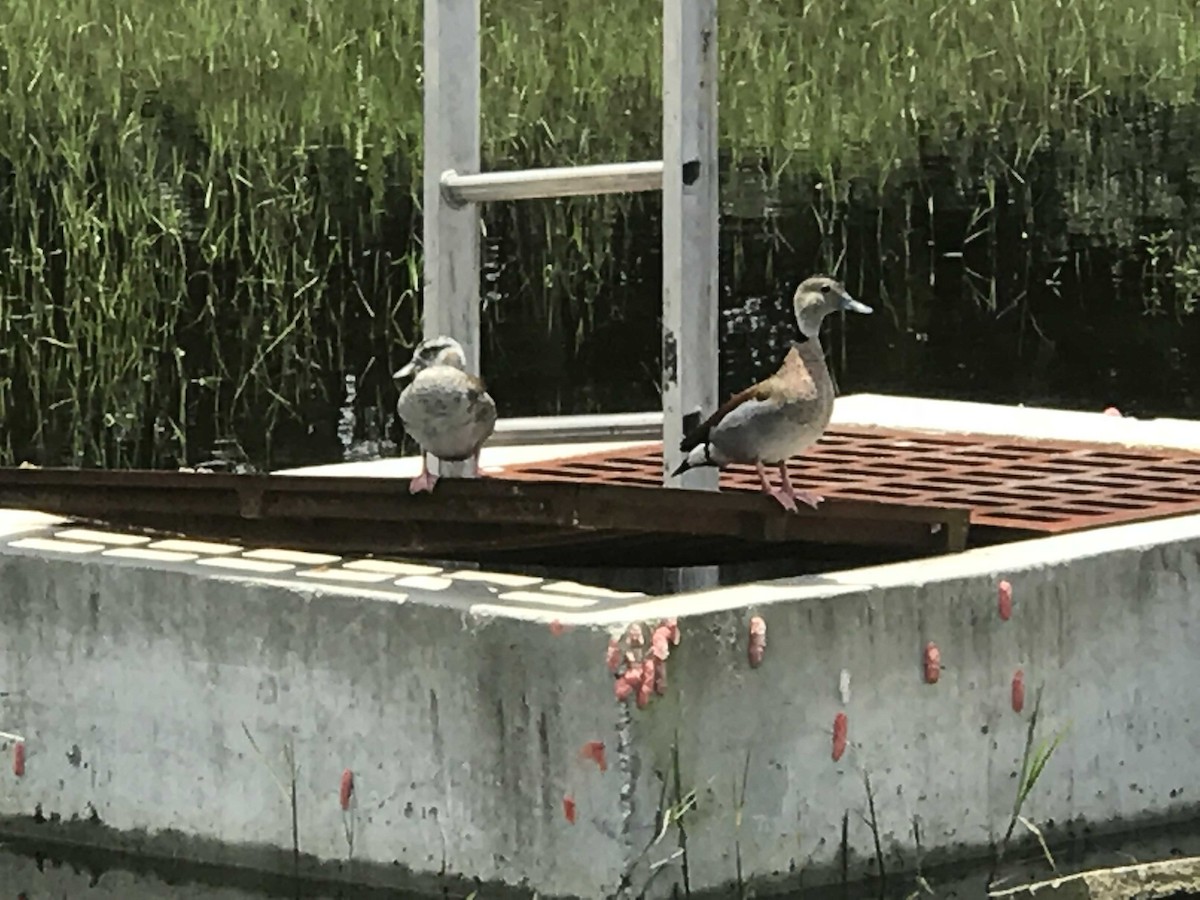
[393,336,498,495]
[672,275,873,512]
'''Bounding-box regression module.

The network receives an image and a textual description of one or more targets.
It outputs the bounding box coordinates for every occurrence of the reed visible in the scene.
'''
[2,0,1199,466]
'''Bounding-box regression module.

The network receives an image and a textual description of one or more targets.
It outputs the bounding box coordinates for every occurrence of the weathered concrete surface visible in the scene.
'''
[591,513,1200,897]
[0,521,632,897]
[991,855,1200,898]
[1,507,1200,897]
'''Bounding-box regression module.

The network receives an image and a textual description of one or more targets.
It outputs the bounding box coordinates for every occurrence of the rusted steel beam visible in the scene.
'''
[0,467,970,557]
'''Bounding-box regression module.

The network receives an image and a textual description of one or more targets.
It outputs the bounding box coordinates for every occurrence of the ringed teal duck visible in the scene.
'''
[672,276,872,511]
[394,336,498,495]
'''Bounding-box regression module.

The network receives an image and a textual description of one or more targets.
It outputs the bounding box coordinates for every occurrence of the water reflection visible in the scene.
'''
[0,844,358,900]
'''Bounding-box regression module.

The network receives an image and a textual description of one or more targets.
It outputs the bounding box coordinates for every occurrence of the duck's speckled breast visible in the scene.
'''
[397,366,497,460]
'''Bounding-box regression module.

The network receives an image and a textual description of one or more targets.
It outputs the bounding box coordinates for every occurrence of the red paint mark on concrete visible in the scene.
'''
[614,678,634,702]
[580,741,607,773]
[563,794,577,824]
[832,713,848,761]
[1103,406,1122,417]
[654,659,668,696]
[339,769,354,810]
[1012,669,1025,712]
[549,620,567,636]
[748,616,767,668]
[998,580,1013,620]
[606,639,621,673]
[13,742,24,777]
[923,642,941,684]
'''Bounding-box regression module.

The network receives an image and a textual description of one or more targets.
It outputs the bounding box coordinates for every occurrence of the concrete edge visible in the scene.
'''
[578,511,1200,624]
[8,505,1200,633]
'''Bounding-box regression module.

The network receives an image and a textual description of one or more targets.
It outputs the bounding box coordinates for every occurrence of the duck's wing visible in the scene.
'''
[679,377,781,453]
[678,347,815,453]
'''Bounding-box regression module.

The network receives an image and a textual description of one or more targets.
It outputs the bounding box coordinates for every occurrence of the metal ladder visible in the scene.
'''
[421,0,719,489]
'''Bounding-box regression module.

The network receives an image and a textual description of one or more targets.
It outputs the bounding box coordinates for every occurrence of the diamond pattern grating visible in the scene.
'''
[496,425,1200,535]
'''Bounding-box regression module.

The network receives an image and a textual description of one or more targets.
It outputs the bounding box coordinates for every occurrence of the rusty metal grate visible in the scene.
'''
[495,424,1200,535]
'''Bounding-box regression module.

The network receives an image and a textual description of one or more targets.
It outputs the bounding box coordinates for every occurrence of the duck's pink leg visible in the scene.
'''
[471,449,490,479]
[756,460,797,512]
[779,460,823,509]
[409,453,439,494]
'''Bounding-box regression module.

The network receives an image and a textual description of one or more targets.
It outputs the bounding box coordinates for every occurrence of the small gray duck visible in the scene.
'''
[672,275,872,511]
[394,336,498,495]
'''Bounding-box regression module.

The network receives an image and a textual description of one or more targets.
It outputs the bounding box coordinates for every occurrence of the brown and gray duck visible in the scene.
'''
[672,275,872,511]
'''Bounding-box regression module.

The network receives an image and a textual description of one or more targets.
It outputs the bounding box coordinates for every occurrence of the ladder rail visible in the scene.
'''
[421,0,718,489]
[440,161,665,206]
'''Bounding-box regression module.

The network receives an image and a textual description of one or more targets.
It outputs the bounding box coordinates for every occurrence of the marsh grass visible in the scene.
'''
[3,0,1200,465]
[989,685,1070,888]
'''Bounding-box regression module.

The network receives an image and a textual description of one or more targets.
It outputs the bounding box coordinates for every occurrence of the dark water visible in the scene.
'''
[296,95,1200,469]
[0,844,374,900]
[10,94,1200,470]
[0,845,281,899]
[5,833,1200,899]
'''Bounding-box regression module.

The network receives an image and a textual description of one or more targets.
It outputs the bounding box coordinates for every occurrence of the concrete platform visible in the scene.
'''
[0,396,1198,898]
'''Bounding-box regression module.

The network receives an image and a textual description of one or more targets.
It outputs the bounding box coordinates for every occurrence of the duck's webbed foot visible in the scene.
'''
[756,460,798,512]
[409,455,439,494]
[768,485,799,513]
[779,460,823,510]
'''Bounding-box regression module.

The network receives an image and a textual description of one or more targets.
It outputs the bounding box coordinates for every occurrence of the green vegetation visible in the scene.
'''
[3,0,1200,466]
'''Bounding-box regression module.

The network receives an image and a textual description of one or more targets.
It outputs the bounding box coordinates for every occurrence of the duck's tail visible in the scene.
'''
[671,443,715,477]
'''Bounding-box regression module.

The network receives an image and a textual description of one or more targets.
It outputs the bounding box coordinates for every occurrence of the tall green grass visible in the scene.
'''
[3,0,1200,466]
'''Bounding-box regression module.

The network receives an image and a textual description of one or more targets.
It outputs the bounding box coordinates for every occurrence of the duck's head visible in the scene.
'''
[792,275,873,339]
[393,335,468,385]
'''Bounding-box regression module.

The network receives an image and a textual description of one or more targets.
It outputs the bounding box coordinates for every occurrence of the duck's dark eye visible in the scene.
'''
[820,284,831,294]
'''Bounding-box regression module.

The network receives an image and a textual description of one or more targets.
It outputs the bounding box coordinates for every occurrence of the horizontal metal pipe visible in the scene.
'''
[440,161,664,205]
[489,411,663,446]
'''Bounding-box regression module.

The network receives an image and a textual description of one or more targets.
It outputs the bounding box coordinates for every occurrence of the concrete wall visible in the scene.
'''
[615,514,1200,896]
[0,526,631,897]
[1,509,1200,897]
